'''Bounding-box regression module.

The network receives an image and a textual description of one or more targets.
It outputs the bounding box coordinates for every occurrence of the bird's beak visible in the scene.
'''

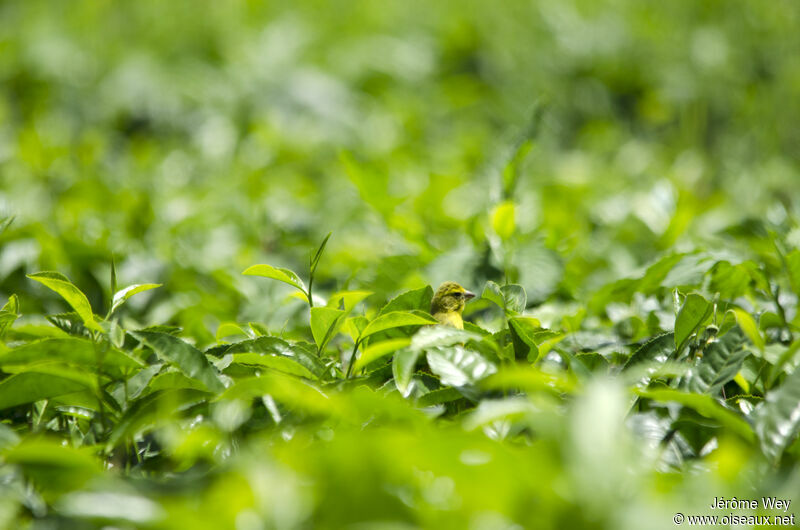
[463,290,476,300]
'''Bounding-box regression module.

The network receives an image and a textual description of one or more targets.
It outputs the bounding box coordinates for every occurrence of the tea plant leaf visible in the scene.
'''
[481,281,504,309]
[426,346,497,388]
[310,306,345,351]
[242,264,307,293]
[635,388,755,443]
[27,272,104,333]
[0,311,18,339]
[231,353,317,379]
[508,316,543,362]
[674,293,713,353]
[392,348,422,397]
[132,331,225,393]
[0,366,96,409]
[491,200,516,240]
[417,387,463,407]
[1,294,19,314]
[683,328,748,395]
[731,308,764,351]
[353,338,411,372]
[2,439,103,496]
[328,290,372,312]
[0,338,143,374]
[624,332,675,370]
[111,283,162,314]
[359,311,437,340]
[481,282,526,314]
[378,286,433,315]
[223,337,326,378]
[753,364,800,463]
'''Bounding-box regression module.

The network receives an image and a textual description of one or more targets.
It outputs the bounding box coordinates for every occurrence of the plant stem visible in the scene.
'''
[345,340,360,378]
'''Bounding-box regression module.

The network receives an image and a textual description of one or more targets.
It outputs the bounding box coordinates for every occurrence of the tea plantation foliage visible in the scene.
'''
[1,0,800,528]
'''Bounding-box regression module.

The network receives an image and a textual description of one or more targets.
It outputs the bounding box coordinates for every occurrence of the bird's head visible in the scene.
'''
[430,281,476,315]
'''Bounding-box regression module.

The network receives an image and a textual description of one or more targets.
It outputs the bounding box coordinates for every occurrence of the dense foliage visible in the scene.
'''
[1,0,800,528]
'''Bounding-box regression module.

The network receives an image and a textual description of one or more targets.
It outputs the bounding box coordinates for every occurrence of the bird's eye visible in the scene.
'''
[452,292,462,298]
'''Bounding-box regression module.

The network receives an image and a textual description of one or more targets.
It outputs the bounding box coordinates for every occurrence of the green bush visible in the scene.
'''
[1,0,799,528]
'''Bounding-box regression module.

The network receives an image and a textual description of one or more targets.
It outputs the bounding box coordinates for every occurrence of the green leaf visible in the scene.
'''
[0,311,18,339]
[508,316,542,362]
[409,325,485,353]
[393,348,422,397]
[2,439,103,497]
[426,346,497,387]
[674,292,713,352]
[214,373,335,417]
[0,338,143,375]
[107,388,209,449]
[353,338,411,372]
[731,308,764,351]
[683,328,748,395]
[345,316,369,342]
[753,364,800,463]
[0,215,14,235]
[242,264,307,293]
[624,332,675,370]
[767,339,800,388]
[232,353,316,379]
[417,387,463,407]
[0,366,96,409]
[1,294,19,314]
[310,232,332,275]
[378,286,433,315]
[481,282,526,314]
[481,281,504,308]
[786,249,800,296]
[501,284,526,313]
[328,290,373,313]
[463,398,536,431]
[360,311,438,340]
[111,283,162,314]
[145,371,209,394]
[635,388,754,443]
[131,331,225,393]
[481,365,577,394]
[223,337,326,378]
[27,272,103,333]
[215,322,249,341]
[310,307,345,351]
[490,200,516,240]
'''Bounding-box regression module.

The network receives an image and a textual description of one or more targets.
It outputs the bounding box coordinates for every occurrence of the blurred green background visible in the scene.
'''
[3,0,799,337]
[2,1,800,528]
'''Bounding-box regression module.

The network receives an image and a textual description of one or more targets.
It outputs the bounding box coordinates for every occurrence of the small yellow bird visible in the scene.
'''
[430,281,476,329]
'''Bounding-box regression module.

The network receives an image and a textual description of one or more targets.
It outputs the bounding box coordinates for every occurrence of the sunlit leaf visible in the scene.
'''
[242,264,307,292]
[132,331,225,393]
[635,388,755,443]
[328,290,373,312]
[232,353,317,379]
[359,310,437,340]
[674,292,712,352]
[753,364,800,463]
[310,306,345,351]
[427,346,497,388]
[683,328,748,395]
[490,200,516,240]
[27,272,103,333]
[378,286,433,315]
[731,308,764,351]
[353,338,411,372]
[111,283,162,314]
[0,365,96,409]
[392,348,421,397]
